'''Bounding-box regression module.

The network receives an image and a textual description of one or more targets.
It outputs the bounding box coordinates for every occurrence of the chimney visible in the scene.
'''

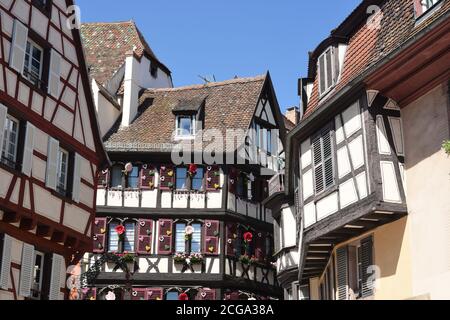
[121,49,140,127]
[286,107,300,125]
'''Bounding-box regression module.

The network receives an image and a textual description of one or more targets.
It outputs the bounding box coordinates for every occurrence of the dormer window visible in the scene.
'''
[414,0,442,18]
[175,115,195,138]
[318,47,338,97]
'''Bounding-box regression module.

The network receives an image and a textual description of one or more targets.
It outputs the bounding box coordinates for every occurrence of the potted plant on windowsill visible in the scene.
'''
[173,253,188,264]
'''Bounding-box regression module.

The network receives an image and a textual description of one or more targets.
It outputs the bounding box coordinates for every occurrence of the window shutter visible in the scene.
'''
[137,219,153,254]
[19,243,35,297]
[204,220,219,255]
[273,219,280,253]
[93,218,107,253]
[98,169,109,189]
[48,49,62,98]
[0,104,7,157]
[157,219,173,255]
[196,288,216,300]
[206,165,221,191]
[254,232,266,262]
[333,46,340,83]
[49,254,64,300]
[45,137,59,190]
[159,165,174,190]
[22,122,35,177]
[72,153,81,203]
[225,223,238,256]
[318,54,326,95]
[10,20,28,73]
[131,288,147,301]
[336,246,349,300]
[147,288,163,300]
[313,138,324,194]
[360,237,374,298]
[322,132,334,189]
[0,234,12,290]
[140,164,156,190]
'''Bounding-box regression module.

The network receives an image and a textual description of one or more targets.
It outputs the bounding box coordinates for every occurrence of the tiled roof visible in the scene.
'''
[105,75,267,151]
[303,0,450,119]
[80,20,169,85]
[283,116,296,132]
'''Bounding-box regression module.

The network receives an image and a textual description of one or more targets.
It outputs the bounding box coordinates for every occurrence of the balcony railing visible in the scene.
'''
[268,171,285,197]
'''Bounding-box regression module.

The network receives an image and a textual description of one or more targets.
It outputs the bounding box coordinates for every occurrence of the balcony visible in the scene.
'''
[268,171,285,197]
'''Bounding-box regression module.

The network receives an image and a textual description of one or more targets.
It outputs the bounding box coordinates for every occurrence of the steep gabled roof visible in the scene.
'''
[80,20,171,85]
[104,75,268,152]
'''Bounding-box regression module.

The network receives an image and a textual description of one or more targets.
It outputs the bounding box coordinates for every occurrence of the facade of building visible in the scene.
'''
[267,0,450,300]
[0,0,108,300]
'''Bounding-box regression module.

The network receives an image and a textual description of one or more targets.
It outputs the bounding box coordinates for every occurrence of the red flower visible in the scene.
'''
[244,232,253,243]
[115,225,125,235]
[188,164,198,175]
[178,293,189,301]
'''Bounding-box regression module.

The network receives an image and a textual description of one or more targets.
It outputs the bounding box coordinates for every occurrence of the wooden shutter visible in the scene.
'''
[49,254,64,300]
[93,218,107,253]
[0,104,7,157]
[45,137,59,190]
[204,220,219,255]
[0,234,12,290]
[322,132,334,189]
[98,169,109,189]
[318,54,326,95]
[225,223,238,256]
[336,246,348,300]
[254,232,266,262]
[131,288,147,301]
[19,243,35,297]
[140,165,156,190]
[313,137,323,194]
[159,165,174,190]
[22,122,35,177]
[157,219,173,255]
[196,288,216,300]
[72,153,81,203]
[360,237,374,298]
[147,288,163,300]
[137,219,153,254]
[10,20,28,73]
[48,49,62,98]
[206,165,221,191]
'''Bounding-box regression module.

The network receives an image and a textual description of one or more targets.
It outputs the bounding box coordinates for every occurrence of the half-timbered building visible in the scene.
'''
[267,0,450,300]
[0,0,108,300]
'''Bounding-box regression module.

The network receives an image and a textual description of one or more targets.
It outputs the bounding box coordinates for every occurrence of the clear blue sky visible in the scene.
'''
[77,0,360,112]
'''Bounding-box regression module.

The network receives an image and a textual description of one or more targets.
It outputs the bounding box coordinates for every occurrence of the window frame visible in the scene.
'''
[175,115,195,139]
[23,39,44,87]
[126,165,140,189]
[318,46,337,97]
[1,114,20,168]
[30,250,45,300]
[174,221,203,254]
[415,0,442,17]
[108,220,136,254]
[32,0,53,16]
[56,147,69,196]
[110,165,124,189]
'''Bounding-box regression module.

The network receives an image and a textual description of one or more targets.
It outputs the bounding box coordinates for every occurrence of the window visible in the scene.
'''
[236,173,248,198]
[254,122,273,154]
[33,0,51,12]
[416,0,441,16]
[318,47,337,96]
[110,166,123,189]
[108,221,136,253]
[176,115,195,138]
[298,285,310,301]
[191,167,204,191]
[56,148,69,195]
[126,166,139,189]
[166,291,179,301]
[23,40,43,87]
[313,129,334,194]
[1,115,19,168]
[30,251,45,300]
[176,168,188,190]
[175,222,202,254]
[150,61,158,78]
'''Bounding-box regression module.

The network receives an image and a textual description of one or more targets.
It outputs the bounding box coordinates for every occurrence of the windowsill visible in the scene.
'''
[20,73,47,97]
[0,160,21,175]
[174,135,196,141]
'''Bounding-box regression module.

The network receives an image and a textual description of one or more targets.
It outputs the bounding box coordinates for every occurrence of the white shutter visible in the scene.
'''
[0,104,7,157]
[22,122,35,177]
[46,137,59,190]
[18,243,34,297]
[0,234,12,290]
[10,20,28,73]
[49,254,63,300]
[48,50,61,98]
[72,153,81,203]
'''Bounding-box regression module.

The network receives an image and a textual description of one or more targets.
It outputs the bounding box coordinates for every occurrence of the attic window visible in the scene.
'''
[318,46,339,97]
[150,61,158,78]
[175,115,195,138]
[414,0,442,17]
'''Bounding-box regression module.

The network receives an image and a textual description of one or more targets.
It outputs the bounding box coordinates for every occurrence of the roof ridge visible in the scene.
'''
[146,75,266,93]
[81,20,135,26]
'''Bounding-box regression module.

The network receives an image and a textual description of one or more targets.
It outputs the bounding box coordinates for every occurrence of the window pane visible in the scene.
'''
[191,223,201,253]
[166,292,179,301]
[175,223,186,253]
[123,222,135,252]
[2,117,19,164]
[176,168,187,190]
[178,117,192,136]
[192,168,204,191]
[127,166,139,189]
[108,222,119,252]
[326,49,333,89]
[57,150,68,191]
[319,55,326,94]
[111,167,122,188]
